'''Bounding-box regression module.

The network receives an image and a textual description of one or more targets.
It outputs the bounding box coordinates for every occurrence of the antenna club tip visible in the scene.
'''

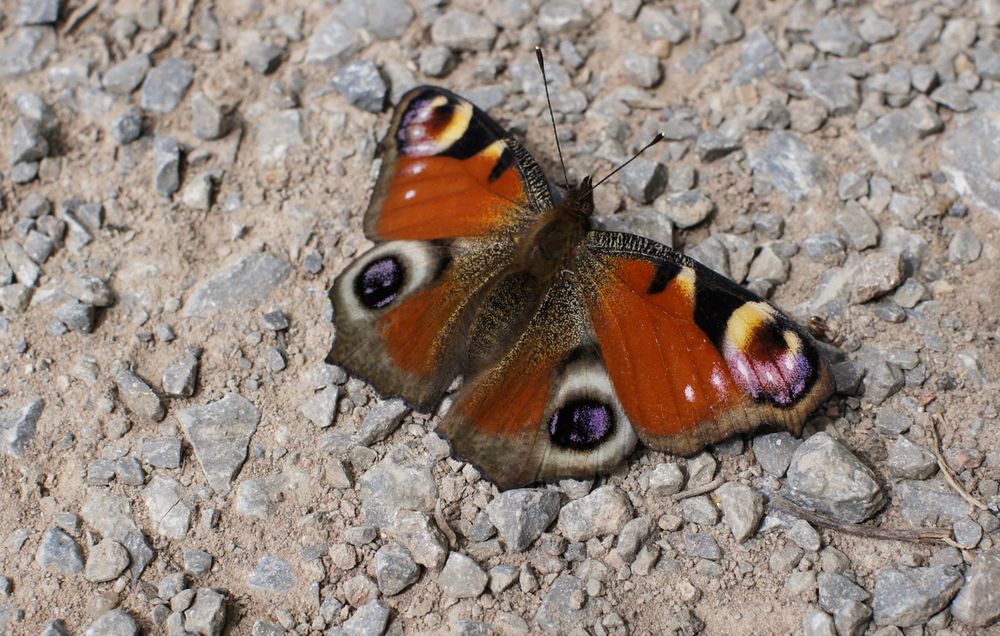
[652,132,665,143]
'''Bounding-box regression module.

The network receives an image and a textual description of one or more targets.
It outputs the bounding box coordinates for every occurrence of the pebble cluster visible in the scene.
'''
[0,0,997,634]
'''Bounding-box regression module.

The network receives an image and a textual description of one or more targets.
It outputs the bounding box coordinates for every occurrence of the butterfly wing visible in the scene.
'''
[436,231,832,489]
[365,86,553,241]
[582,231,834,455]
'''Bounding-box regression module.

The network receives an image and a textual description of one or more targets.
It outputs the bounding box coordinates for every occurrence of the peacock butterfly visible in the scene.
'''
[327,62,833,490]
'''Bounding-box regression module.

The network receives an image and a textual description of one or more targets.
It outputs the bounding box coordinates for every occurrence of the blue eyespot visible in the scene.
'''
[549,399,614,450]
[355,257,405,309]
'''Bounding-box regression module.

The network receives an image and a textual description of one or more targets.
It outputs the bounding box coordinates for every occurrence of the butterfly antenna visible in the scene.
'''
[587,132,665,194]
[535,46,570,187]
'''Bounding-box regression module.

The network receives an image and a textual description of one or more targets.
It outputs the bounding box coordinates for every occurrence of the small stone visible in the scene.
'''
[953,518,983,549]
[143,476,192,539]
[811,16,866,57]
[486,488,561,552]
[332,60,387,113]
[153,136,181,198]
[356,398,408,445]
[163,351,200,398]
[1,399,44,458]
[260,311,289,331]
[637,7,689,44]
[623,52,661,88]
[361,447,438,528]
[190,93,225,141]
[109,107,143,145]
[872,566,963,627]
[116,457,145,486]
[52,300,94,333]
[887,436,937,480]
[85,539,130,583]
[10,118,49,164]
[438,552,487,598]
[183,253,292,317]
[115,368,164,422]
[786,432,886,523]
[141,58,195,114]
[906,15,943,53]
[249,554,297,593]
[658,191,714,228]
[177,393,260,495]
[695,128,742,162]
[102,55,150,95]
[684,533,721,560]
[431,10,497,51]
[83,611,137,636]
[930,83,973,112]
[835,201,880,251]
[389,510,447,569]
[535,574,589,632]
[366,0,414,39]
[714,482,764,543]
[0,26,56,79]
[142,438,182,469]
[299,386,340,429]
[787,519,822,552]
[748,131,827,202]
[15,0,60,25]
[681,496,720,526]
[803,609,836,636]
[818,572,868,613]
[184,588,225,636]
[375,543,420,596]
[66,274,115,307]
[837,172,869,201]
[244,41,283,75]
[858,10,897,44]
[3,240,41,286]
[875,408,911,435]
[36,528,84,574]
[616,516,652,562]
[853,251,903,303]
[752,432,801,478]
[620,158,667,204]
[306,18,359,65]
[747,245,789,286]
[557,485,632,542]
[947,229,982,264]
[951,551,1000,627]
[647,462,685,495]
[341,600,390,636]
[418,45,453,78]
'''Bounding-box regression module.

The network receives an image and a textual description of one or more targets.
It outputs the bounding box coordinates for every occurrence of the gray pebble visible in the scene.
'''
[951,551,1000,627]
[339,600,390,636]
[637,7,689,44]
[616,516,652,562]
[191,93,225,141]
[623,52,661,88]
[835,201,880,251]
[183,252,292,317]
[659,191,714,228]
[887,436,937,480]
[620,158,667,204]
[267,348,286,372]
[684,533,721,560]
[3,239,41,287]
[486,488,561,552]
[306,18,359,65]
[715,482,764,543]
[109,107,143,145]
[953,518,983,549]
[87,459,116,485]
[244,42,284,75]
[356,398,409,446]
[431,10,497,51]
[872,565,962,627]
[153,136,181,198]
[332,61,388,113]
[102,55,150,95]
[177,393,260,495]
[115,367,164,422]
[695,127,742,162]
[787,519,821,552]
[732,28,783,85]
[17,192,50,218]
[438,551,487,598]
[141,58,195,114]
[752,432,801,477]
[746,98,791,131]
[557,485,632,541]
[875,408,911,435]
[184,589,225,636]
[299,385,340,429]
[83,611,137,636]
[10,118,49,164]
[115,457,145,486]
[539,0,588,34]
[947,229,982,264]
[852,251,903,303]
[906,15,943,53]
[85,539,130,582]
[0,284,33,314]
[535,574,589,632]
[375,543,420,596]
[15,0,60,25]
[811,16,866,57]
[144,476,192,539]
[143,437,182,469]
[701,9,744,45]
[0,27,57,79]
[361,451,438,530]
[818,571,868,613]
[748,131,827,202]
[786,432,886,523]
[647,461,685,495]
[162,350,200,398]
[249,554,297,593]
[930,83,973,112]
[669,164,696,192]
[260,310,289,331]
[681,495,719,526]
[837,172,869,201]
[35,527,84,573]
[66,273,115,307]
[803,609,836,636]
[11,160,40,184]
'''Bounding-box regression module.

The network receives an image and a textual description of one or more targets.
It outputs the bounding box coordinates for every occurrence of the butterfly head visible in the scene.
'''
[561,176,595,221]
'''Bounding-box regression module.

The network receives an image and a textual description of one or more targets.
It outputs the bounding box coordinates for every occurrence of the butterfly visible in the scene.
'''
[327,82,834,490]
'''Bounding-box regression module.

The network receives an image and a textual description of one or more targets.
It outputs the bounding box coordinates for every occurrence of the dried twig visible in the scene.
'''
[930,414,987,511]
[671,477,724,502]
[769,495,957,546]
[61,0,98,36]
[434,500,457,549]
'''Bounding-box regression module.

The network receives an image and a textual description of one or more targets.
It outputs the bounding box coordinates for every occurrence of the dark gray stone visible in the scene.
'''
[338,600,390,636]
[952,551,1000,627]
[10,118,48,164]
[83,611,137,636]
[535,574,589,632]
[184,588,225,636]
[163,350,200,398]
[752,431,801,478]
[249,554,296,593]
[873,566,962,627]
[102,55,150,95]
[786,432,886,523]
[36,528,83,574]
[109,107,143,145]
[177,393,260,495]
[356,398,408,446]
[620,158,667,204]
[153,136,181,197]
[142,437,182,469]
[818,572,868,613]
[486,488,561,552]
[183,253,292,317]
[141,58,194,114]
[1,399,43,458]
[332,60,387,113]
[115,368,164,422]
[887,436,936,480]
[374,543,420,596]
[788,66,860,117]
[684,533,722,560]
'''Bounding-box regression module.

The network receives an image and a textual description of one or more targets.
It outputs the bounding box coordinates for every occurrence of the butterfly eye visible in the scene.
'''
[355,256,406,309]
[549,399,615,450]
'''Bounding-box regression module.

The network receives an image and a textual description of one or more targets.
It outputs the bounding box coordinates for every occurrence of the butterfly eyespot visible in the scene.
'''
[354,256,406,309]
[549,399,615,450]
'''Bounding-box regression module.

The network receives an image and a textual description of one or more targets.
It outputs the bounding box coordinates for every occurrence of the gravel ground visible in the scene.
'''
[1,0,999,634]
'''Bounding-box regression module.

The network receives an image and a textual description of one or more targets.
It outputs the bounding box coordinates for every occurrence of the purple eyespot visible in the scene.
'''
[549,399,614,450]
[354,257,405,309]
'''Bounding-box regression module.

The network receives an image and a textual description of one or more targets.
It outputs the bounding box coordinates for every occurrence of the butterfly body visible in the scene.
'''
[328,86,834,489]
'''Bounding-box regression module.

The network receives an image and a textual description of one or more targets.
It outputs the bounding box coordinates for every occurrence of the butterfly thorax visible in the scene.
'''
[514,178,594,279]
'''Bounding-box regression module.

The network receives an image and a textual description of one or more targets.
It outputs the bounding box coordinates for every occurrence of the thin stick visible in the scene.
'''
[535,47,570,187]
[671,476,724,501]
[588,133,665,192]
[930,414,987,511]
[769,496,957,546]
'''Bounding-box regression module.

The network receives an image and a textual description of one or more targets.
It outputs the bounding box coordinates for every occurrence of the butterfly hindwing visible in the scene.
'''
[582,231,834,455]
[365,86,553,242]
